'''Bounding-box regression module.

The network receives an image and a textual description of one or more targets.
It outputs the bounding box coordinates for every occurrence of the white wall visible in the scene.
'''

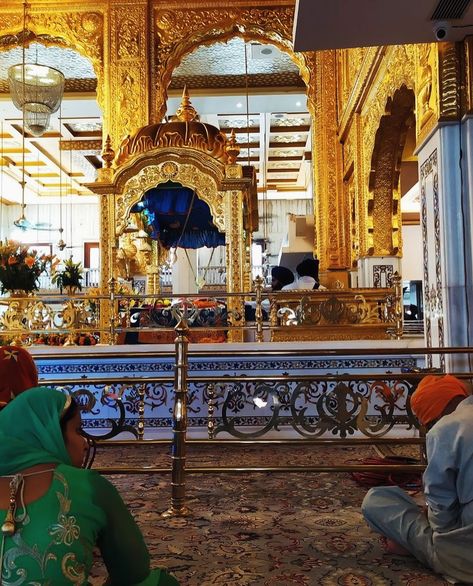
[0,199,99,264]
[254,198,313,265]
[401,224,423,281]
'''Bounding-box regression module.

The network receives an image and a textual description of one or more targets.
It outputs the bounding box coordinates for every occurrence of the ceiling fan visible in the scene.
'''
[13,205,54,231]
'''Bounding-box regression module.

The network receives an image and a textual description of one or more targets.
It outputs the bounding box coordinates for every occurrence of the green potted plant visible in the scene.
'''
[52,257,84,294]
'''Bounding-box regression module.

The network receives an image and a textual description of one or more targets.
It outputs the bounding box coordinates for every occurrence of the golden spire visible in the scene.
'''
[101,134,115,169]
[225,128,240,164]
[173,86,198,122]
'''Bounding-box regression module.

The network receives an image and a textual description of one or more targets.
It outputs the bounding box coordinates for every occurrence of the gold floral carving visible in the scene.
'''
[338,48,366,115]
[109,5,149,144]
[152,5,311,121]
[343,132,354,175]
[0,6,104,111]
[117,18,140,60]
[362,45,415,256]
[98,193,114,343]
[116,119,230,166]
[438,42,461,120]
[416,44,436,128]
[313,50,347,270]
[0,13,22,36]
[225,189,244,342]
[353,115,367,258]
[338,47,385,138]
[61,140,102,151]
[465,38,473,114]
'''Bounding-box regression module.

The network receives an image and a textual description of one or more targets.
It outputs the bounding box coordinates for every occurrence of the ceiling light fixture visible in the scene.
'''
[8,1,65,137]
[57,106,66,250]
[236,102,243,109]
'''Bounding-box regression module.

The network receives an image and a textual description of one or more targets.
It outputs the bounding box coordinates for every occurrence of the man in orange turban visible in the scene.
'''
[362,374,473,584]
[0,345,39,408]
[410,374,468,428]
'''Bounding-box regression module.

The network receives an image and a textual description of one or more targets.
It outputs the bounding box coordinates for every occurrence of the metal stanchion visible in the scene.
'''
[254,275,264,343]
[108,277,118,345]
[162,317,190,517]
[392,271,403,340]
[137,383,146,441]
[207,382,216,439]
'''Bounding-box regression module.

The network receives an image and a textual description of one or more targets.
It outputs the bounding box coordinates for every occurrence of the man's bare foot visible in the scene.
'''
[381,537,411,556]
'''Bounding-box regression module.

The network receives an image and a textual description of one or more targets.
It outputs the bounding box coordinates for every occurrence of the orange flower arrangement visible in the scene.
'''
[0,240,55,293]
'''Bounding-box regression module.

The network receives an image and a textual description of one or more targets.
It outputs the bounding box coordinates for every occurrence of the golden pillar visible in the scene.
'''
[311,50,348,273]
[225,189,245,343]
[107,1,150,147]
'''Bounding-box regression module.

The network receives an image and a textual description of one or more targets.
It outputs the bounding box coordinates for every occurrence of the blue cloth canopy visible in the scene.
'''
[130,181,225,249]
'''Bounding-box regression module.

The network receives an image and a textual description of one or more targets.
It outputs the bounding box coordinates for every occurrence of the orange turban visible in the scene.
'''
[410,374,468,426]
[0,346,38,405]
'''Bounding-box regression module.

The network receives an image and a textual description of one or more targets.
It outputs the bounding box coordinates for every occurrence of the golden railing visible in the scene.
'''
[33,339,473,517]
[0,273,403,345]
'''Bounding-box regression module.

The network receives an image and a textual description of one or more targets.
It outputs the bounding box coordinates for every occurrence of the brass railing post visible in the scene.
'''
[108,277,118,345]
[207,382,216,439]
[391,271,403,340]
[163,317,190,517]
[254,275,264,343]
[269,294,278,342]
[137,383,146,441]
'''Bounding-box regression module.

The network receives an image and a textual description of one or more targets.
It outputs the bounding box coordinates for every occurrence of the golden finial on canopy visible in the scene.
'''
[225,129,240,164]
[101,135,115,169]
[173,86,198,122]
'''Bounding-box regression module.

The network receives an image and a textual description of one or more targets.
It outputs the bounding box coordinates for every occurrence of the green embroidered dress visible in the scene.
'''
[0,387,178,586]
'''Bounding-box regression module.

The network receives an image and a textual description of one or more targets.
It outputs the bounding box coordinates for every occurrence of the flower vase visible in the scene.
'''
[65,285,78,296]
[8,290,34,305]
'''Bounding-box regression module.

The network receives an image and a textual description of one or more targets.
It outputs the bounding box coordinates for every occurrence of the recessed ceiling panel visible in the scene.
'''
[293,0,473,51]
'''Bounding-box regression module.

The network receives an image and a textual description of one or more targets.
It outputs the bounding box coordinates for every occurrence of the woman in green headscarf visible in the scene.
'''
[0,387,179,585]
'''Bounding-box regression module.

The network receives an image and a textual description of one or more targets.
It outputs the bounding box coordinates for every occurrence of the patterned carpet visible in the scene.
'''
[89,444,448,586]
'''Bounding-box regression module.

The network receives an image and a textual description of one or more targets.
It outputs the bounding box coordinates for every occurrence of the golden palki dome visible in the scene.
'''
[116,87,240,166]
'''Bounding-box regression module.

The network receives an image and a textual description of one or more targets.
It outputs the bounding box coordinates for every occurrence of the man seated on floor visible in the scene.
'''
[362,374,473,585]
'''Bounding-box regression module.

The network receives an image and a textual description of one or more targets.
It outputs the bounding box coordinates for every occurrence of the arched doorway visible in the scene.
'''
[165,36,314,290]
[367,85,416,258]
[0,39,102,285]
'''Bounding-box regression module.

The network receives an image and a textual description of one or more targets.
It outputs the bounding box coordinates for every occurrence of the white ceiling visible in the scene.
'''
[1,36,312,207]
[293,0,473,51]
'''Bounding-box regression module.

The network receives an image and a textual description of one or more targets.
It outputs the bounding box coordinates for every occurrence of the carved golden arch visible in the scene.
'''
[153,7,312,120]
[367,85,415,256]
[360,45,416,259]
[113,149,226,239]
[88,144,249,342]
[0,8,104,112]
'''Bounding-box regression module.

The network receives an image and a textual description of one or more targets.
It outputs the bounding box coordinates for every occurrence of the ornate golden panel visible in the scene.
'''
[415,43,439,147]
[109,3,149,144]
[362,45,416,257]
[151,4,311,121]
[338,47,367,117]
[0,3,105,112]
[338,47,384,138]
[465,38,473,114]
[438,42,462,121]
[313,50,347,270]
[225,189,244,343]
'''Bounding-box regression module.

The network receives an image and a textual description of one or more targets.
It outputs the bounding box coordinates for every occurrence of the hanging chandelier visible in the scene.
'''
[7,2,64,137]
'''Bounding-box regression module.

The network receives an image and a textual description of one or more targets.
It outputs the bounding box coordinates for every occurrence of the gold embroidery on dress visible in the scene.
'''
[0,470,89,585]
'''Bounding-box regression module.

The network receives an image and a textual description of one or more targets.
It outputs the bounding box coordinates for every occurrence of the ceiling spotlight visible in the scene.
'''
[296,101,302,107]
[236,102,243,109]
